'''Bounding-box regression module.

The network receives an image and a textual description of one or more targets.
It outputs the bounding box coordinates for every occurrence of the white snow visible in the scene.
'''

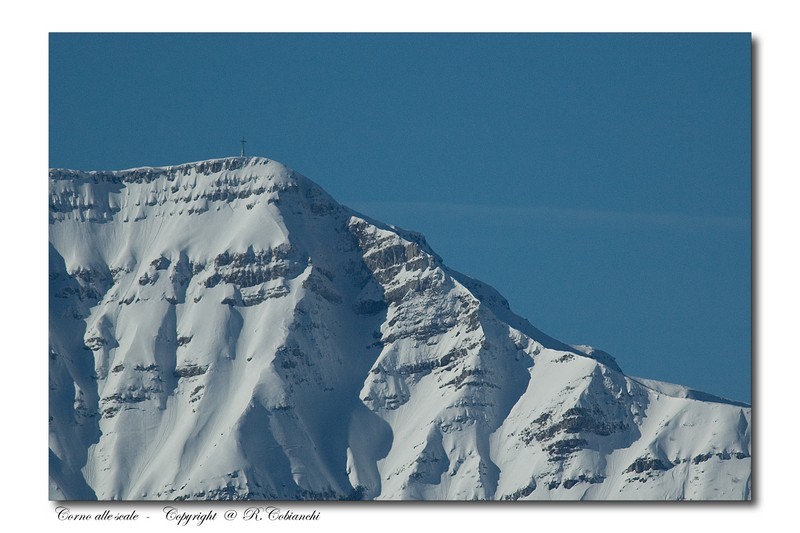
[49,156,751,500]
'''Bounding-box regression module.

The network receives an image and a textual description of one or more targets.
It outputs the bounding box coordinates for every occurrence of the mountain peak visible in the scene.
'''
[49,155,333,227]
[49,156,751,501]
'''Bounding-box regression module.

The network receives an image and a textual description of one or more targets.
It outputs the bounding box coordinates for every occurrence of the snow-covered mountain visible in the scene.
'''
[49,156,751,501]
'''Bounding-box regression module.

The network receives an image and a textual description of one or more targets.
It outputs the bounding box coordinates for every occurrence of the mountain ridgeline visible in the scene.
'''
[49,157,751,500]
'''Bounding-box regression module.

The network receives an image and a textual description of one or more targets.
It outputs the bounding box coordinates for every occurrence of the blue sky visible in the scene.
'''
[50,33,751,403]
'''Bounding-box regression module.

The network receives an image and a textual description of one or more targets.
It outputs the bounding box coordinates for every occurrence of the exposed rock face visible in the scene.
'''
[49,157,751,501]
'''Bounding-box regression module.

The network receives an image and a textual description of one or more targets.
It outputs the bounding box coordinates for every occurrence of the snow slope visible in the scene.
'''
[49,157,751,500]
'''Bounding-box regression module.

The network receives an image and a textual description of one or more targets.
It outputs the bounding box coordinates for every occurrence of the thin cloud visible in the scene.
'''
[350,200,750,232]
